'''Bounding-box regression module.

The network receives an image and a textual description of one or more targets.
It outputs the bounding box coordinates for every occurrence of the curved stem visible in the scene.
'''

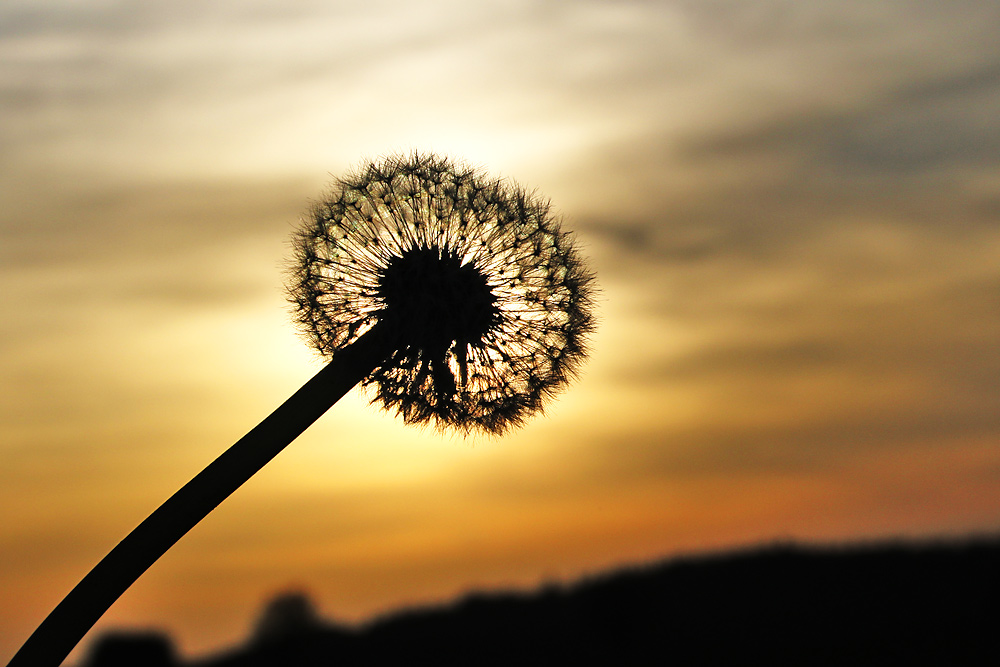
[8,325,393,667]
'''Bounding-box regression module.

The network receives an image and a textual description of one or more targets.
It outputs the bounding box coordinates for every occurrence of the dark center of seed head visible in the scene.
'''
[377,247,499,350]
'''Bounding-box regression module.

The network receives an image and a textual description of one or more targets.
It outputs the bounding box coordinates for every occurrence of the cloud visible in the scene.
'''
[676,62,1000,177]
[5,3,1000,662]
[561,5,1000,494]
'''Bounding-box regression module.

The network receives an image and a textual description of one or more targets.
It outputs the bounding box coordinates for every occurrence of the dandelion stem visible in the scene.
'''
[8,323,393,667]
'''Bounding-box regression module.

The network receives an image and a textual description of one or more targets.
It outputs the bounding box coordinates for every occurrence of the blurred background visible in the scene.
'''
[3,0,1000,662]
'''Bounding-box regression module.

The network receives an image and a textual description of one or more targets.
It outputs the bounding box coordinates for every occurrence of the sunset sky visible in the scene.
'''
[4,0,1000,662]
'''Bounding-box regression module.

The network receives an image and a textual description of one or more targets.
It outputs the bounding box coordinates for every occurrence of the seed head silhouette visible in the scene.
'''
[9,152,596,667]
[289,153,595,434]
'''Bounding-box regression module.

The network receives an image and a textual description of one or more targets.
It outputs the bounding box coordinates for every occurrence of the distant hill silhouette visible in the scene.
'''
[82,535,1000,666]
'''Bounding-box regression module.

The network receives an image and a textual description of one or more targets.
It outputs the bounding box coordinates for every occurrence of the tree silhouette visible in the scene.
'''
[250,591,324,646]
[8,153,595,667]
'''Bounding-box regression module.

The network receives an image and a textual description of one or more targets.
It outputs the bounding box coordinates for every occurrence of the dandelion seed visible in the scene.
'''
[289,152,596,434]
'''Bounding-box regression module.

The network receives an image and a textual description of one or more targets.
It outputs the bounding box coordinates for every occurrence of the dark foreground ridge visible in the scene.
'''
[82,535,1000,666]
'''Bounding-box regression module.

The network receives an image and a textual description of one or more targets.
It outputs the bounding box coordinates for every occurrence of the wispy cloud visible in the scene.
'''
[4,0,1000,661]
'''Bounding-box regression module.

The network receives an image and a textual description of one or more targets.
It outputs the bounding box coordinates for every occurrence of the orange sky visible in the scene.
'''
[4,0,1000,662]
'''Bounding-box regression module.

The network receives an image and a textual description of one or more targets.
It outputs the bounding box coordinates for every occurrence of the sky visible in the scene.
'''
[3,0,1000,661]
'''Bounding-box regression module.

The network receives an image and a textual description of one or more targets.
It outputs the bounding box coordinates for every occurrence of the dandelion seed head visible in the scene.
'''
[288,152,596,435]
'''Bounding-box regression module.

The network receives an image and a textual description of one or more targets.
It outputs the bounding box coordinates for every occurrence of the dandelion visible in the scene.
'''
[289,152,595,433]
[9,152,595,667]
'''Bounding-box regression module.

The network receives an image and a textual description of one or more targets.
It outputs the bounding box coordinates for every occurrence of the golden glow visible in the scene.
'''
[4,1,1000,663]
